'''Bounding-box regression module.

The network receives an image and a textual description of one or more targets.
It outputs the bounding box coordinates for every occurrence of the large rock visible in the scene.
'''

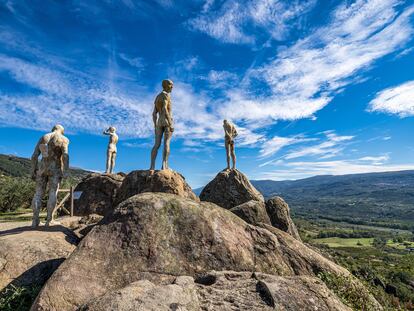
[80,271,351,311]
[32,193,381,310]
[230,200,271,226]
[0,226,78,291]
[79,276,199,311]
[71,173,124,216]
[266,196,301,241]
[200,169,264,209]
[115,169,198,204]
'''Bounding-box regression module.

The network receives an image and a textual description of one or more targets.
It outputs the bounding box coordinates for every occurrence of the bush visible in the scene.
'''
[372,237,387,249]
[0,176,35,212]
[0,284,41,311]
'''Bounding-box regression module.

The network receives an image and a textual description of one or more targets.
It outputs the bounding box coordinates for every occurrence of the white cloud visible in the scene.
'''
[119,53,145,70]
[202,70,238,88]
[368,80,414,117]
[257,157,414,180]
[219,1,414,121]
[188,0,316,44]
[358,154,390,164]
[259,135,308,158]
[284,131,354,160]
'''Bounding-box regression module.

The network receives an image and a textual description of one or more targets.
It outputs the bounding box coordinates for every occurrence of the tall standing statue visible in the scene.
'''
[223,119,238,170]
[30,124,69,227]
[103,126,118,174]
[150,79,174,170]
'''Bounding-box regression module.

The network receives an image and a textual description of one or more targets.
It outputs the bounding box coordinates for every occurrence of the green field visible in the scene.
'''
[313,237,414,249]
[0,209,46,222]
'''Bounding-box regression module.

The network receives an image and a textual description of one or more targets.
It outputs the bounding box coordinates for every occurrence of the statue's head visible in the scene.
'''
[52,124,64,135]
[109,126,116,133]
[162,79,173,93]
[223,119,228,125]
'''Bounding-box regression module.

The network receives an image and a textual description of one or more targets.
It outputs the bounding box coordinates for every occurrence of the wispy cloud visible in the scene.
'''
[219,1,414,121]
[259,135,309,158]
[188,0,316,44]
[368,80,414,117]
[257,156,414,180]
[285,132,354,160]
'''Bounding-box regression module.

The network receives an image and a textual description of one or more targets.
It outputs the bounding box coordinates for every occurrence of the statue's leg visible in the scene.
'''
[225,140,231,170]
[110,152,116,174]
[105,149,111,173]
[45,174,60,226]
[31,174,47,228]
[162,129,172,170]
[150,127,163,170]
[231,143,236,170]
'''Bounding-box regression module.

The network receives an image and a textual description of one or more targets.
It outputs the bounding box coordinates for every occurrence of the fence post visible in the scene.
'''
[70,186,74,217]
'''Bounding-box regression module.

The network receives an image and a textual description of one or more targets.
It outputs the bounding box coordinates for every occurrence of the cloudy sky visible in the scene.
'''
[1,0,414,187]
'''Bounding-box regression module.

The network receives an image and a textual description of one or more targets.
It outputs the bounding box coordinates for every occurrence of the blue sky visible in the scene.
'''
[1,0,414,187]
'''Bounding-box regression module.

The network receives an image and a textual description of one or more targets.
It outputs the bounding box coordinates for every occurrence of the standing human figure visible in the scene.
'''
[30,124,69,227]
[223,119,238,170]
[150,79,174,170]
[103,126,118,174]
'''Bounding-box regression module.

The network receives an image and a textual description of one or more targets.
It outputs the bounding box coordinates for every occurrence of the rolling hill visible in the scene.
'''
[197,170,414,230]
[0,154,90,179]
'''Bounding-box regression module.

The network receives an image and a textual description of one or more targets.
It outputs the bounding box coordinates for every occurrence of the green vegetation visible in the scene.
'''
[318,272,378,310]
[297,218,414,310]
[0,176,35,212]
[0,154,89,213]
[253,170,414,230]
[0,284,42,311]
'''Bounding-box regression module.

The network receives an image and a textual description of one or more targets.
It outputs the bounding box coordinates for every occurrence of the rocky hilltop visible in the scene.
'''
[1,169,382,310]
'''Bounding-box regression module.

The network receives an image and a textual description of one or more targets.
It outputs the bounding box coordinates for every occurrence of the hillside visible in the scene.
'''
[251,171,414,229]
[195,170,414,229]
[0,154,90,179]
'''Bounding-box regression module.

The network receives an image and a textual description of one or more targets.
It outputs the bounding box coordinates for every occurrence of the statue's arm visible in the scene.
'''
[103,129,110,135]
[223,125,231,139]
[62,139,70,177]
[233,127,238,138]
[161,97,173,131]
[30,138,42,180]
[152,106,158,128]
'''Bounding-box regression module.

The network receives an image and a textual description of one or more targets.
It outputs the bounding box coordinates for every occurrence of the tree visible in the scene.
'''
[372,237,387,249]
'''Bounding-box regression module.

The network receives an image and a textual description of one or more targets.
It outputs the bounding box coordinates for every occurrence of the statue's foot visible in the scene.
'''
[31,219,40,228]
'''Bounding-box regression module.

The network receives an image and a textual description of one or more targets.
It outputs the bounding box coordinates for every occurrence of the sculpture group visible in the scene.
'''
[30,79,238,227]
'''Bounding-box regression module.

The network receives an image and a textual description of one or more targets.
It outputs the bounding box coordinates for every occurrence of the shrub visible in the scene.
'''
[0,284,41,311]
[0,176,35,212]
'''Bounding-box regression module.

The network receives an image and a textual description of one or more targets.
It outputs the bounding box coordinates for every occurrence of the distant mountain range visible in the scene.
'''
[197,170,414,229]
[0,154,89,179]
[2,153,413,229]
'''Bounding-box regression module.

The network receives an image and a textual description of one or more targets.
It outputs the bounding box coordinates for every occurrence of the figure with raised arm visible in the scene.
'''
[30,124,69,227]
[103,126,118,174]
[223,119,238,170]
[150,79,174,170]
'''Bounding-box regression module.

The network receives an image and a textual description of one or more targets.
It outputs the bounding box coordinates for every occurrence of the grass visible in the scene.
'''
[312,237,414,250]
[0,208,46,222]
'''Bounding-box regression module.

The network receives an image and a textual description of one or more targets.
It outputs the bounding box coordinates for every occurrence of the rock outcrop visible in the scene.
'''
[32,193,381,310]
[200,169,264,209]
[59,214,104,239]
[266,196,301,241]
[80,271,351,311]
[0,226,78,291]
[71,173,124,216]
[115,169,198,204]
[79,276,199,311]
[230,200,271,226]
